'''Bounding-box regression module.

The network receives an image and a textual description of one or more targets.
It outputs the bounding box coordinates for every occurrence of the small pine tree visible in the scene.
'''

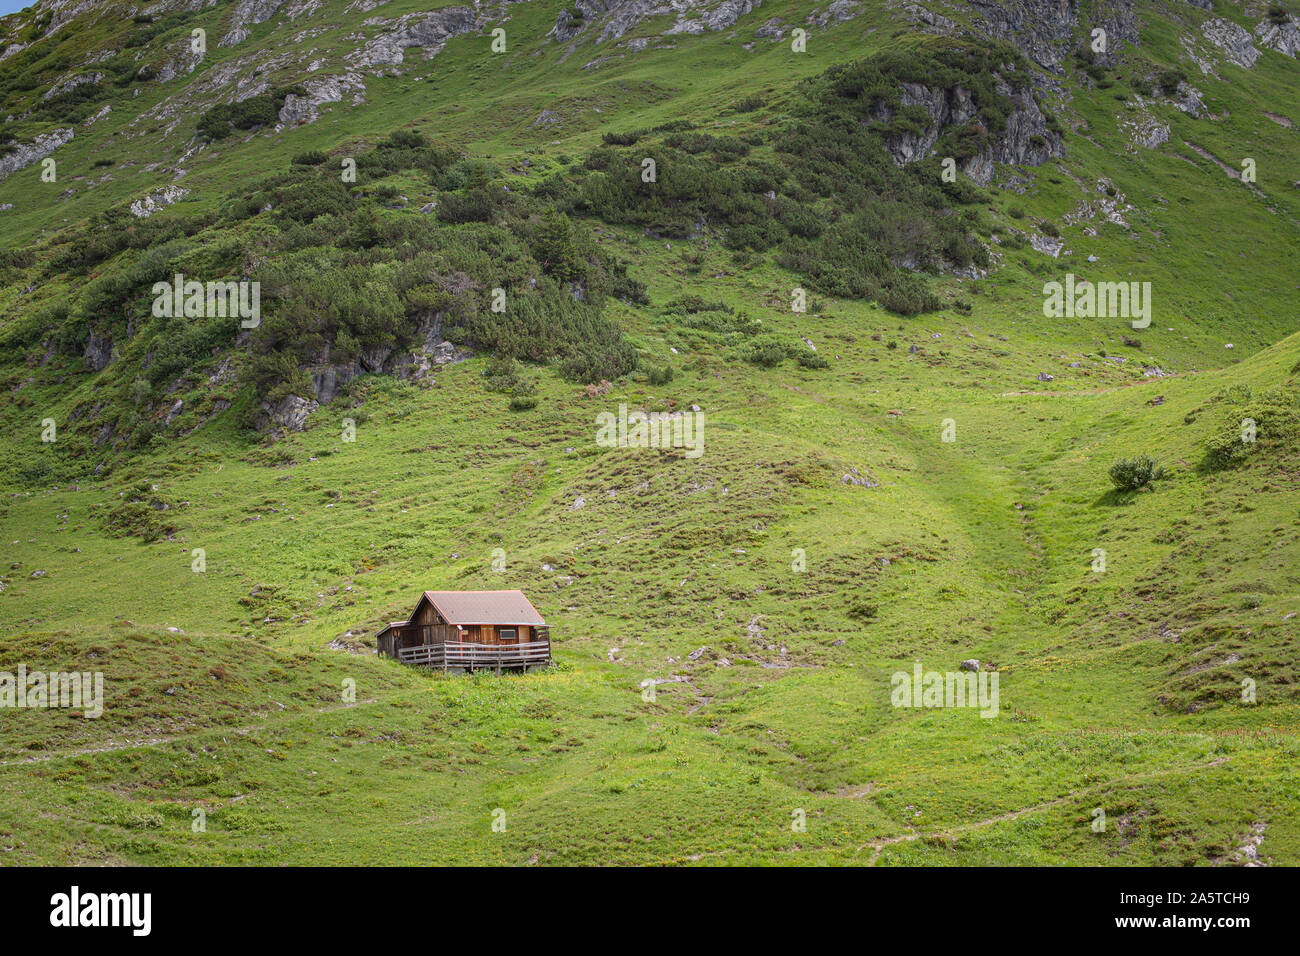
[1109,456,1164,491]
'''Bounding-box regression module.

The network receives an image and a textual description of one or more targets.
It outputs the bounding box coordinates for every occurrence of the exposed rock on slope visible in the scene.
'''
[1121,104,1169,150]
[258,393,318,437]
[277,73,367,126]
[220,0,290,47]
[349,8,478,69]
[0,128,73,182]
[963,0,1090,71]
[1202,17,1259,69]
[899,0,1138,72]
[310,314,469,402]
[552,0,766,45]
[129,184,189,218]
[873,81,1063,184]
[1255,16,1300,57]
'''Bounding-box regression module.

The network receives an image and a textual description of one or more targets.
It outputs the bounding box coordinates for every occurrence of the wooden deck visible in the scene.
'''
[397,640,551,672]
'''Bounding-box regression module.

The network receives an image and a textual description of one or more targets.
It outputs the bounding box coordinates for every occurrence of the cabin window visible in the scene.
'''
[499,628,516,642]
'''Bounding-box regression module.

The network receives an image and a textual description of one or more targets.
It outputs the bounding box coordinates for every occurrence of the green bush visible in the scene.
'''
[796,350,829,369]
[1202,386,1300,472]
[601,129,645,146]
[197,86,305,140]
[646,363,674,386]
[1157,68,1186,95]
[559,39,1018,316]
[1109,456,1164,491]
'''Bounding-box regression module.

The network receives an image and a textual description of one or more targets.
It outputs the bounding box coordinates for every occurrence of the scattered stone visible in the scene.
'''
[130,184,189,218]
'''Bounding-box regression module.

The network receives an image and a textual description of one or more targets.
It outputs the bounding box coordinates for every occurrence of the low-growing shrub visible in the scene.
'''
[1109,455,1164,491]
[646,363,674,386]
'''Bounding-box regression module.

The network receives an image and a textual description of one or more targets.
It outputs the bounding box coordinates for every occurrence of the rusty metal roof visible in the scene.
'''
[422,590,546,626]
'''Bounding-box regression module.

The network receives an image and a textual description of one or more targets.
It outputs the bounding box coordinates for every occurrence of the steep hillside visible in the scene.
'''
[0,0,1297,865]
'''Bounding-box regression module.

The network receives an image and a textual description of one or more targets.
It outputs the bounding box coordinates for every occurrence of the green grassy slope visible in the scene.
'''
[0,0,1298,865]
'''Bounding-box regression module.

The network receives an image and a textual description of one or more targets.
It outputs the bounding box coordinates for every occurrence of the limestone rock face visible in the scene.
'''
[220,0,289,48]
[305,313,470,407]
[549,0,766,44]
[1202,18,1259,69]
[1255,17,1300,58]
[349,7,478,69]
[0,128,74,182]
[873,80,1064,185]
[258,393,319,435]
[84,332,113,372]
[962,0,1085,71]
[905,0,1137,72]
[130,185,190,218]
[277,73,366,127]
[43,71,102,100]
[1123,108,1170,150]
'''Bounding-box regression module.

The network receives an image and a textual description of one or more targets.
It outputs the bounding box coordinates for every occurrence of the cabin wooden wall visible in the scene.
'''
[413,600,444,627]
[419,625,456,645]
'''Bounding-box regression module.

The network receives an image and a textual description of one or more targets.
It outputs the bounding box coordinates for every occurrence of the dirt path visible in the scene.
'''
[0,696,385,767]
[858,756,1229,864]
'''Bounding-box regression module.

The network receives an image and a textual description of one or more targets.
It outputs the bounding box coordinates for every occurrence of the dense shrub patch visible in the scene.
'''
[1109,456,1164,491]
[555,39,1013,315]
[197,86,306,140]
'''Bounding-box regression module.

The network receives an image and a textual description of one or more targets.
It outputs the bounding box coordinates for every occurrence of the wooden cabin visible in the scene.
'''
[376,590,551,672]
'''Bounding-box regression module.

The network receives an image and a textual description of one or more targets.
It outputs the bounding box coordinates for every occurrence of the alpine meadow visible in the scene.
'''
[0,0,1298,872]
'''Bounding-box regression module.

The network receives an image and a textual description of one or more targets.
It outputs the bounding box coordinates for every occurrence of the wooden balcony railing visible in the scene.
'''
[397,640,551,671]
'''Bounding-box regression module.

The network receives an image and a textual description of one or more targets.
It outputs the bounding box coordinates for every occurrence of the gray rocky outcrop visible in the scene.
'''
[43,71,102,100]
[808,1,862,27]
[83,332,113,372]
[574,0,762,43]
[349,7,477,68]
[962,0,1084,71]
[220,0,289,48]
[1202,18,1259,69]
[0,128,73,182]
[1255,16,1300,58]
[277,73,366,126]
[258,393,318,435]
[305,312,470,406]
[1122,106,1169,150]
[936,0,1138,72]
[130,185,189,218]
[873,80,1063,184]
